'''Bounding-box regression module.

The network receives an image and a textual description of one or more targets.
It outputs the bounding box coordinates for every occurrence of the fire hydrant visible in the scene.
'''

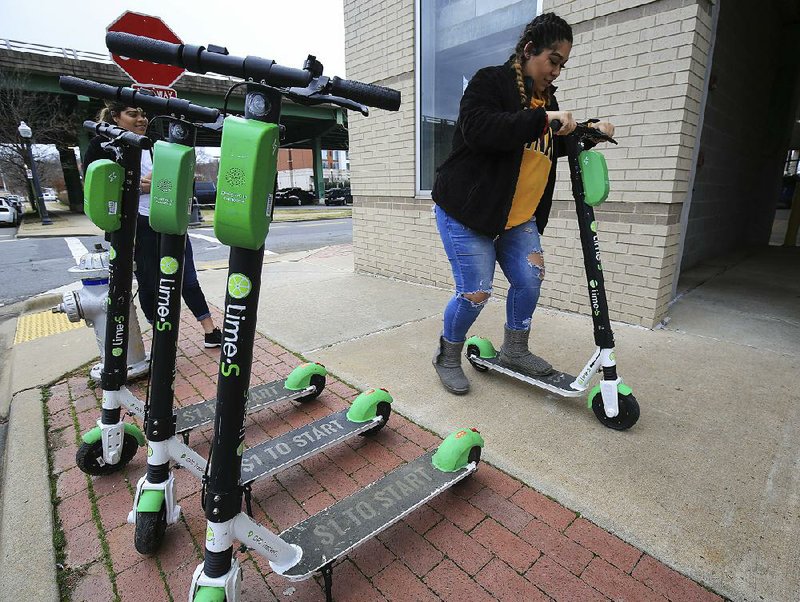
[53,244,150,381]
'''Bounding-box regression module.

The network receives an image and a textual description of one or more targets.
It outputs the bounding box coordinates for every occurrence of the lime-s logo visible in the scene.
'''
[227,273,252,299]
[147,446,153,457]
[221,362,240,377]
[206,527,214,542]
[156,320,172,332]
[160,256,179,275]
[112,348,123,357]
[109,246,117,261]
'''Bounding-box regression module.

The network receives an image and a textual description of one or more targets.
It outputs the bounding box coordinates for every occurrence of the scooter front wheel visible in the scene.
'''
[466,345,489,372]
[134,504,168,555]
[75,433,139,475]
[296,374,326,403]
[590,391,640,431]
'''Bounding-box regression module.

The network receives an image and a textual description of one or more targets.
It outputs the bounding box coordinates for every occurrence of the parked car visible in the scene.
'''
[194,181,217,206]
[0,201,19,226]
[42,187,58,202]
[274,187,317,206]
[0,194,23,216]
[324,187,352,206]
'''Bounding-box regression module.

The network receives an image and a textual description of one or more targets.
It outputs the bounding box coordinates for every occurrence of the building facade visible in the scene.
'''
[343,0,800,327]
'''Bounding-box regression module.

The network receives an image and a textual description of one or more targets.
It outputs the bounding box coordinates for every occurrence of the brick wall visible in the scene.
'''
[344,0,715,328]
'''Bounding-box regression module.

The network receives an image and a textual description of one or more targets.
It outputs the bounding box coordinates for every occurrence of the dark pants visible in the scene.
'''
[135,214,211,324]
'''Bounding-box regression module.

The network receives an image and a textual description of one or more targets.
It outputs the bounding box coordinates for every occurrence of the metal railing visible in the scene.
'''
[0,38,234,82]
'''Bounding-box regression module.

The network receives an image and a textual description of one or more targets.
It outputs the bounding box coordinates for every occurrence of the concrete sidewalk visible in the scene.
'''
[0,237,796,601]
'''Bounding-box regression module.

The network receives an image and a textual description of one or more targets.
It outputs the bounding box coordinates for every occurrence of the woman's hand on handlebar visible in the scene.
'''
[547,111,576,135]
[590,121,615,138]
[140,175,151,194]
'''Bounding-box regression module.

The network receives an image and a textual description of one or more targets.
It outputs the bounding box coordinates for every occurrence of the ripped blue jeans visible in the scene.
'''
[435,205,545,343]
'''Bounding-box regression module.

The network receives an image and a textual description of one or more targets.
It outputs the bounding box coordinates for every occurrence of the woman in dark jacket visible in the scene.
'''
[431,12,615,394]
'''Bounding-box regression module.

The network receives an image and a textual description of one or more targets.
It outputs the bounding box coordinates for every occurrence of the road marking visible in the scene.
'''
[189,232,222,245]
[190,232,275,255]
[65,237,89,265]
[0,239,18,243]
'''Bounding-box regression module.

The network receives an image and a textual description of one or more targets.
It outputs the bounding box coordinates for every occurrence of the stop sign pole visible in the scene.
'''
[107,11,185,95]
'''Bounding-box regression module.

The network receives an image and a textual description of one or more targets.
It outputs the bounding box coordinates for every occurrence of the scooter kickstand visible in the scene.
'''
[321,562,334,602]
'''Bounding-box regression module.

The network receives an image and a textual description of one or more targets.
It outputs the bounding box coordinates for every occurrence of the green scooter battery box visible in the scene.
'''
[579,150,610,207]
[214,116,279,250]
[149,140,195,235]
[83,159,123,232]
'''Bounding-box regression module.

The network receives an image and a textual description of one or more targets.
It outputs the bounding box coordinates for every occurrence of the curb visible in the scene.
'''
[0,388,59,602]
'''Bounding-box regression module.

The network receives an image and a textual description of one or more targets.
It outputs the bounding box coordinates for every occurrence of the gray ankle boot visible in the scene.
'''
[498,325,554,377]
[432,336,470,395]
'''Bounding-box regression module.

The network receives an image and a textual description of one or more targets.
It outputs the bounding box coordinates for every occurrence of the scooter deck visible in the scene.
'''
[470,356,585,398]
[278,450,475,580]
[175,379,313,433]
[240,409,382,485]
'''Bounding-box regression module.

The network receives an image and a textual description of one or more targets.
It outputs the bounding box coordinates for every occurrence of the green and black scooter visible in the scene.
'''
[107,32,485,602]
[61,77,332,552]
[466,119,640,430]
[70,117,153,473]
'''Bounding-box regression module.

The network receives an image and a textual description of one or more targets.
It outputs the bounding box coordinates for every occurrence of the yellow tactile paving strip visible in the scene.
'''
[14,310,84,344]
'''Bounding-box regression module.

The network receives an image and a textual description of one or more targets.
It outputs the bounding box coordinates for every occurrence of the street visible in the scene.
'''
[0,217,352,307]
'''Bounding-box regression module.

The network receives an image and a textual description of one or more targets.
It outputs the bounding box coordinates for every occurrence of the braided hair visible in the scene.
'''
[512,12,573,108]
[97,100,130,124]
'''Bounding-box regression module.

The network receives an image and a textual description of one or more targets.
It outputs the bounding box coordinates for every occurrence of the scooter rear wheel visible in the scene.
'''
[75,433,139,475]
[296,374,326,403]
[590,391,640,431]
[360,401,392,436]
[134,504,168,556]
[466,345,489,372]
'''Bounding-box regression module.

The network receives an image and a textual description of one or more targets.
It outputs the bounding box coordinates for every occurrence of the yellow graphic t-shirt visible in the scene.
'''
[506,97,553,229]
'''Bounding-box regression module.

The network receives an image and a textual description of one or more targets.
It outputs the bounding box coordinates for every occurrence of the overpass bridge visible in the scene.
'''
[0,38,350,208]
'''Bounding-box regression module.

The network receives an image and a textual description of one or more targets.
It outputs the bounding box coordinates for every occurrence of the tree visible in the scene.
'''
[0,69,78,206]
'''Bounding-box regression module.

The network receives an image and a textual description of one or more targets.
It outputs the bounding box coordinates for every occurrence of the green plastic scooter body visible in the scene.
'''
[465,336,497,359]
[84,159,123,232]
[579,150,610,207]
[214,116,280,250]
[346,388,394,423]
[587,381,633,407]
[150,140,195,235]
[284,362,328,391]
[432,428,485,472]
[81,423,146,446]
[136,489,165,512]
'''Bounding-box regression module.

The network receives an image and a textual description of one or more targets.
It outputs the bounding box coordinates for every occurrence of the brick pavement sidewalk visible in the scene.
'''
[44,307,723,602]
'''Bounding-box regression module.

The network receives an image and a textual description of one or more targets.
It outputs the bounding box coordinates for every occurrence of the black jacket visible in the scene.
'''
[432,62,565,236]
[83,136,117,176]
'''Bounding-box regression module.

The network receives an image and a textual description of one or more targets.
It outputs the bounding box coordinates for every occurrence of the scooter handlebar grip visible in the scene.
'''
[83,120,152,150]
[329,77,401,111]
[61,76,219,124]
[106,32,182,67]
[59,76,118,99]
[550,119,563,133]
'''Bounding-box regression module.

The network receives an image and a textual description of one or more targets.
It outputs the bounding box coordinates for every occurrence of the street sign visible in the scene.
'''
[107,11,185,88]
[132,84,177,99]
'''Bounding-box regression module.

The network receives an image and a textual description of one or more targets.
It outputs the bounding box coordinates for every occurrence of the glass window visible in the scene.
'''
[417,0,540,194]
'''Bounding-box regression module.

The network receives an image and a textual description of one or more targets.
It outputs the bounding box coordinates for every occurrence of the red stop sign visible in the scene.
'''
[107,11,185,87]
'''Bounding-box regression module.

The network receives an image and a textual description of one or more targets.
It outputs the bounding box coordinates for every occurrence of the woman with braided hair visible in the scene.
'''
[431,12,615,395]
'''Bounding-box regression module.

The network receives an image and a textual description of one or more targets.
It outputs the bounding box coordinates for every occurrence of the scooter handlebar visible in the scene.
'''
[106,32,401,112]
[549,119,562,133]
[60,76,219,123]
[83,120,152,149]
[105,32,311,88]
[329,77,401,112]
